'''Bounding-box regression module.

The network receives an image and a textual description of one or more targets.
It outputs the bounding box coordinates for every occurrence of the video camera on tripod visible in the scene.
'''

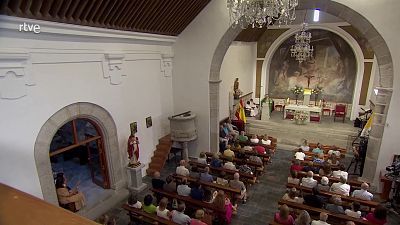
[354,107,372,129]
[386,159,400,177]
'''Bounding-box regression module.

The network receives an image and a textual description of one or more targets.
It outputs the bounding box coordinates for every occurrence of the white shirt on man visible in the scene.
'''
[311,220,331,225]
[352,189,373,201]
[177,184,191,196]
[300,145,310,152]
[250,138,259,143]
[330,182,350,196]
[176,166,189,176]
[332,170,348,180]
[345,209,362,218]
[261,139,271,145]
[301,177,318,188]
[295,152,306,160]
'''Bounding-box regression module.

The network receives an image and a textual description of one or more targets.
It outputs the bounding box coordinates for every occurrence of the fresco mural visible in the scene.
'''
[268,29,357,103]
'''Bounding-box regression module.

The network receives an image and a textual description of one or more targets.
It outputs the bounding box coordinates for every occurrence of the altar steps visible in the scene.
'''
[146,134,172,176]
[246,116,358,150]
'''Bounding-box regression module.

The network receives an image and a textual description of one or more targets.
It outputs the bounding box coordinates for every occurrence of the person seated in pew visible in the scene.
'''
[172,202,191,225]
[301,171,318,188]
[274,204,295,225]
[156,197,171,220]
[330,176,350,196]
[325,195,345,214]
[290,159,304,172]
[203,189,214,203]
[295,210,311,225]
[190,209,208,225]
[365,204,387,225]
[331,164,348,180]
[190,183,205,201]
[311,212,330,225]
[261,135,272,145]
[213,190,235,223]
[282,187,304,204]
[246,100,258,117]
[319,162,332,177]
[226,118,239,139]
[249,154,263,165]
[163,175,177,193]
[300,139,310,152]
[127,194,142,209]
[352,182,373,201]
[177,178,191,196]
[229,172,247,204]
[210,153,223,168]
[216,171,229,186]
[143,194,157,214]
[250,134,259,144]
[223,145,235,159]
[55,172,86,211]
[254,145,266,155]
[326,154,339,166]
[295,149,306,161]
[176,160,190,177]
[288,170,300,185]
[344,201,361,218]
[152,171,165,189]
[219,125,229,149]
[199,167,214,183]
[243,145,253,152]
[303,186,326,208]
[197,152,207,165]
[312,143,323,154]
[223,158,237,171]
[346,222,355,225]
[313,153,325,164]
[238,131,248,142]
[327,145,340,157]
[235,147,246,159]
[317,176,330,192]
[189,166,200,179]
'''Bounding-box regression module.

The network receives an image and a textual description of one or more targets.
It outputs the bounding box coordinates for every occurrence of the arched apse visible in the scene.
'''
[209,0,393,183]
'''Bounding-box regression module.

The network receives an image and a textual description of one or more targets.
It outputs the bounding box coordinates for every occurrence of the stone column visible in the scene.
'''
[126,164,147,193]
[209,79,222,153]
[182,142,189,161]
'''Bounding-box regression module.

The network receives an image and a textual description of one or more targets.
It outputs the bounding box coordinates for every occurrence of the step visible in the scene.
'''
[153,150,169,158]
[156,144,172,151]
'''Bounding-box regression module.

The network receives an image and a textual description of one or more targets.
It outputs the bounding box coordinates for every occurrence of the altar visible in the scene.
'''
[283,104,322,122]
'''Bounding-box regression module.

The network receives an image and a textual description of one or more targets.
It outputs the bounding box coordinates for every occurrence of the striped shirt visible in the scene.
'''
[352,189,373,201]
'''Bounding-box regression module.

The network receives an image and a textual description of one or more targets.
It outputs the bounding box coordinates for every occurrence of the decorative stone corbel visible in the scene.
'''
[161,54,173,77]
[102,53,126,85]
[0,51,34,99]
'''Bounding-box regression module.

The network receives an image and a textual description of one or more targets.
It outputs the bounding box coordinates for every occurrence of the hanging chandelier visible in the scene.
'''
[290,23,314,63]
[227,0,299,28]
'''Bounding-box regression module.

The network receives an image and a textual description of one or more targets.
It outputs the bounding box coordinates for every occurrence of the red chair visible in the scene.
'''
[334,104,346,122]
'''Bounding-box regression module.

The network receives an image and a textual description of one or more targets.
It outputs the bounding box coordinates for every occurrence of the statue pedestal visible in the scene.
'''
[126,164,147,193]
[261,104,270,120]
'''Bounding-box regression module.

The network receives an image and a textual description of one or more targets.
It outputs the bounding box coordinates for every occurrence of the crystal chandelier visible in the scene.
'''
[227,0,299,28]
[290,23,314,63]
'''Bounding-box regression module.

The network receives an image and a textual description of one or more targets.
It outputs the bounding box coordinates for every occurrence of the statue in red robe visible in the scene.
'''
[127,134,140,167]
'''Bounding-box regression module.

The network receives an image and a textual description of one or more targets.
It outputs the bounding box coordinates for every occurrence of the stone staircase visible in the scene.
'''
[146,134,172,176]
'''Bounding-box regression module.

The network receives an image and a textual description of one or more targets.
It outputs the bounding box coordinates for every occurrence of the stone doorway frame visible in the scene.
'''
[34,102,124,205]
[209,0,393,183]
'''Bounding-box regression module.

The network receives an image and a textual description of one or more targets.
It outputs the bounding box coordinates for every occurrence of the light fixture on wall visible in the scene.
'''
[227,0,299,28]
[290,10,314,63]
[313,9,320,22]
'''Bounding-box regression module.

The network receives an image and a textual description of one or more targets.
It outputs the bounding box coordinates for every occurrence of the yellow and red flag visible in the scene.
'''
[235,99,247,123]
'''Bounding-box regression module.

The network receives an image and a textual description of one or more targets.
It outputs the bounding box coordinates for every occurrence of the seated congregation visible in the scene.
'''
[270,140,386,225]
[122,121,277,225]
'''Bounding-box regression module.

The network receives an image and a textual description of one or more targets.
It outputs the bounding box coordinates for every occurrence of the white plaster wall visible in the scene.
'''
[172,0,400,186]
[0,20,174,198]
[219,42,257,119]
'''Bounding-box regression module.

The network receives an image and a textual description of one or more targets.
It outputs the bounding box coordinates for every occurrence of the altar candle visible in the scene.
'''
[319,99,322,107]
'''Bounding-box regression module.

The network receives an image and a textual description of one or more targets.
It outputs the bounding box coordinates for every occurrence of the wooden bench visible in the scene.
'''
[189,161,256,183]
[150,188,225,215]
[204,152,264,169]
[279,199,374,225]
[308,143,347,154]
[294,149,345,159]
[122,204,178,225]
[291,159,340,170]
[230,147,271,161]
[171,174,241,197]
[286,183,379,209]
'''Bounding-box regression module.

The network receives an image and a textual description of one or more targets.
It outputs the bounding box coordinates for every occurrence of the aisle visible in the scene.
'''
[231,149,292,225]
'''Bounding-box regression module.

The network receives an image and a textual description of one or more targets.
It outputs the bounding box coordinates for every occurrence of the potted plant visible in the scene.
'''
[290,85,303,104]
[294,110,308,125]
[312,86,323,106]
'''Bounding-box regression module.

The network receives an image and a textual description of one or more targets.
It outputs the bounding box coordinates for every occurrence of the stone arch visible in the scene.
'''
[209,0,393,182]
[34,102,123,205]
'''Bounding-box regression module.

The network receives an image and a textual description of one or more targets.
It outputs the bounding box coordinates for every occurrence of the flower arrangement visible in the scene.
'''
[291,85,303,95]
[312,86,323,105]
[294,110,308,122]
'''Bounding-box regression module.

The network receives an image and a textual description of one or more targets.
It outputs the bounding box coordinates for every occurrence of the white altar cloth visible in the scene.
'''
[283,104,322,122]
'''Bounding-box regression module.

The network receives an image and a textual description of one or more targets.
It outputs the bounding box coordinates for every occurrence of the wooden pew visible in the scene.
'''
[286,183,379,209]
[189,161,256,184]
[291,159,340,170]
[297,171,365,188]
[230,147,271,162]
[122,204,178,225]
[171,174,241,197]
[308,143,347,154]
[150,188,225,215]
[279,199,374,225]
[204,152,264,169]
[293,149,345,159]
